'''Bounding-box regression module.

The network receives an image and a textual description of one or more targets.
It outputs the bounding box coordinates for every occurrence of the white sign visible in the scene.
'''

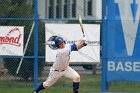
[108,61,140,72]
[0,26,24,56]
[45,24,100,63]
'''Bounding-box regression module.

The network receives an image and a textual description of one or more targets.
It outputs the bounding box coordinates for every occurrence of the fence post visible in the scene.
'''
[34,0,39,89]
[101,0,108,92]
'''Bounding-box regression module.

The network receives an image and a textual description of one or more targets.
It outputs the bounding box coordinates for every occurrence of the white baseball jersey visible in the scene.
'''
[52,44,71,70]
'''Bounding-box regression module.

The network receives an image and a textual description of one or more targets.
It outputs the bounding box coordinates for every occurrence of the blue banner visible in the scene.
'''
[107,0,140,82]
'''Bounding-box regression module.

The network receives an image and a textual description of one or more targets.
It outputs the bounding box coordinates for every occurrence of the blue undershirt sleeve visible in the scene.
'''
[70,44,78,51]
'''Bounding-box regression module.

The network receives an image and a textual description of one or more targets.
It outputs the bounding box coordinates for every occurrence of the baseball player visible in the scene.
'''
[33,36,87,93]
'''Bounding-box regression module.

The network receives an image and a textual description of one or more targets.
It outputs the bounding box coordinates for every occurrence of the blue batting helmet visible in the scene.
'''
[54,36,65,48]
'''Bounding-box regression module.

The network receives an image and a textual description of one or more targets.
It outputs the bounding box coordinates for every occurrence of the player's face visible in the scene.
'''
[59,42,65,48]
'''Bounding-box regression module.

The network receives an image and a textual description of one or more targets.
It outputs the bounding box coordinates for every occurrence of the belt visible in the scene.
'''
[54,69,65,72]
[51,67,65,72]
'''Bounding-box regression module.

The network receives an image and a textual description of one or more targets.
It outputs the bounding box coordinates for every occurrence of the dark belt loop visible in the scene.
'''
[54,70,65,72]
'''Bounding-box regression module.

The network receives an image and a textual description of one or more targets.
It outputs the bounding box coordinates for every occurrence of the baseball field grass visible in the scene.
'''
[1,74,140,93]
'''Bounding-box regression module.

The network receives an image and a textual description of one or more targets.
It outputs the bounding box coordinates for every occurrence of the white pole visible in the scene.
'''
[16,22,35,75]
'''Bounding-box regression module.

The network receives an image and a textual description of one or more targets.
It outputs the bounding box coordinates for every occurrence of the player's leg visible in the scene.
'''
[33,67,63,93]
[32,82,44,93]
[43,70,62,88]
[64,66,80,93]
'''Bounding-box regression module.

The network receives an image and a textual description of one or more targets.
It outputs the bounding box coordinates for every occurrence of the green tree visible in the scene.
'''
[2,0,45,80]
[0,0,11,24]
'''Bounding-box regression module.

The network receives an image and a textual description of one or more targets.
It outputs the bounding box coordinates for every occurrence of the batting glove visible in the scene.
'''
[82,40,87,47]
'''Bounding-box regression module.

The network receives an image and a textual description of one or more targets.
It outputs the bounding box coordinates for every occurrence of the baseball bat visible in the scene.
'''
[78,15,85,38]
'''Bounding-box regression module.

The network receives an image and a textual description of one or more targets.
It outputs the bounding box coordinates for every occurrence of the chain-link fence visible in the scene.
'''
[0,0,35,92]
[0,0,102,93]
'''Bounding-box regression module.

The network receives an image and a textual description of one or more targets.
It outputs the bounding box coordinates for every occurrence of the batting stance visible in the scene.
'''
[33,36,87,93]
